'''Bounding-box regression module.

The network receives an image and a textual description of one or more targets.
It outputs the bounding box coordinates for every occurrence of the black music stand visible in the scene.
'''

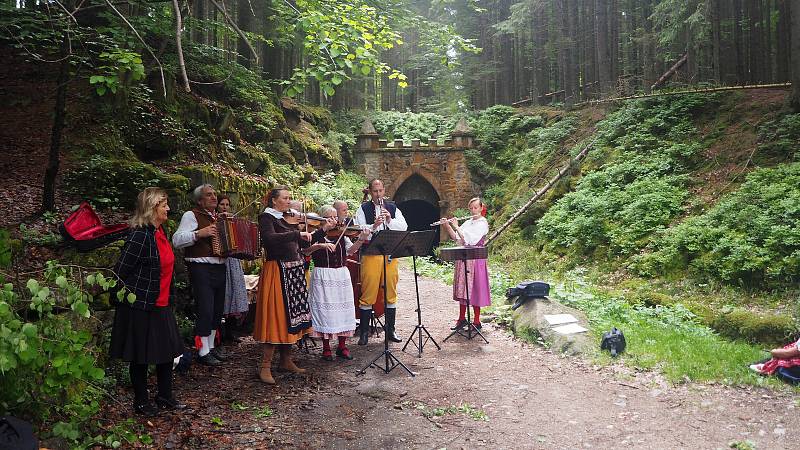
[442,246,489,344]
[394,230,441,357]
[296,335,318,353]
[357,230,415,377]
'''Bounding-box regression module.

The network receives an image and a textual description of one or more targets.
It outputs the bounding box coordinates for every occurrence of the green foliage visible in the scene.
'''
[551,279,768,383]
[632,163,800,287]
[89,49,145,96]
[279,0,407,97]
[408,256,454,284]
[0,262,129,446]
[368,111,457,143]
[87,419,153,448]
[729,440,757,450]
[298,171,368,212]
[64,155,189,209]
[711,308,796,346]
[533,96,716,260]
[757,113,800,162]
[18,223,62,247]
[185,44,272,105]
[0,229,11,269]
[253,405,274,419]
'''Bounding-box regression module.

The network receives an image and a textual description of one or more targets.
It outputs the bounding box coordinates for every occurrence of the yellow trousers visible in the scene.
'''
[359,255,399,308]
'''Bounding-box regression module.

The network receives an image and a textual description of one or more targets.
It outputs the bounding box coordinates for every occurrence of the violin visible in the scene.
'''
[326,223,364,239]
[282,210,326,228]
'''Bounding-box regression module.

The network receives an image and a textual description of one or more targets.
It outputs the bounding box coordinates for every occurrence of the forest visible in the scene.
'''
[1,0,800,448]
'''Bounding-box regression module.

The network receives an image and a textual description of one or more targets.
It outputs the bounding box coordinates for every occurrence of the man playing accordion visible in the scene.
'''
[172,184,228,366]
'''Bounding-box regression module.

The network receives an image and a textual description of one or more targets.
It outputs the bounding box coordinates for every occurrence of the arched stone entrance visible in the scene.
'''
[394,174,441,251]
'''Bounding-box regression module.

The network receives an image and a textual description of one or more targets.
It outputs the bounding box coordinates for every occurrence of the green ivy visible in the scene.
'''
[0,260,135,446]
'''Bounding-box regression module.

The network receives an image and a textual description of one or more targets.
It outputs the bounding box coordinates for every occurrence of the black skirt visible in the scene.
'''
[110,304,184,365]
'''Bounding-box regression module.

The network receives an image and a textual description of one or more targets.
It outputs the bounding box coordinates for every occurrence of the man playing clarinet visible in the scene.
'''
[172,184,228,366]
[353,178,408,345]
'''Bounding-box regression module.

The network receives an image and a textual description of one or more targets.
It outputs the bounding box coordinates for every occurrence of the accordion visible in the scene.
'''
[212,216,261,260]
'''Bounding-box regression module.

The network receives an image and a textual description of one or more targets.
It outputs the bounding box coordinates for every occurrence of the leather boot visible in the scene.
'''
[278,345,306,373]
[258,344,275,384]
[357,309,372,346]
[385,308,402,343]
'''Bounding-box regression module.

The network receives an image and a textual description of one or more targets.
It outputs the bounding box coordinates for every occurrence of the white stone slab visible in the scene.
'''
[544,314,578,325]
[552,323,588,335]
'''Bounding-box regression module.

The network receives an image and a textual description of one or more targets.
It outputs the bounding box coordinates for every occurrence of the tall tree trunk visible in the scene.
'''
[790,0,800,111]
[776,0,791,81]
[734,0,745,83]
[595,0,612,94]
[711,0,722,82]
[558,0,573,103]
[43,36,69,212]
[642,0,656,91]
[609,0,619,87]
[765,0,773,82]
[748,0,761,83]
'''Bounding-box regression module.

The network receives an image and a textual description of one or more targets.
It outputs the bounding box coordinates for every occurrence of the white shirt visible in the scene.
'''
[354,202,408,236]
[457,217,489,246]
[172,210,225,264]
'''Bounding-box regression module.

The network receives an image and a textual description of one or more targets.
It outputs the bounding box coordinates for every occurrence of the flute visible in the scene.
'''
[430,215,472,226]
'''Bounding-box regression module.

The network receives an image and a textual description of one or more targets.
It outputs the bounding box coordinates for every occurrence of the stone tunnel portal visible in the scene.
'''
[393,174,441,251]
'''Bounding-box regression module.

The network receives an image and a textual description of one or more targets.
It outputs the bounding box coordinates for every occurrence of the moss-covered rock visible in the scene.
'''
[176,164,272,216]
[711,308,797,346]
[64,155,190,209]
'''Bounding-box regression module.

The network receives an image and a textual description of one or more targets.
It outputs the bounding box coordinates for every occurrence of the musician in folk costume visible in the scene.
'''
[172,184,228,366]
[333,199,351,223]
[353,178,408,345]
[439,197,491,330]
[254,187,337,384]
[215,195,249,342]
[304,205,371,361]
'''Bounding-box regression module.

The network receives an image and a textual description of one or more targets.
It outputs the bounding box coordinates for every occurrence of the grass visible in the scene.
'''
[408,248,794,387]
[550,276,784,386]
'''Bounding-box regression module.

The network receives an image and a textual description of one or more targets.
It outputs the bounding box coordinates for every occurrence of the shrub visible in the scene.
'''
[0,257,131,446]
[711,308,796,346]
[64,155,189,208]
[632,163,800,287]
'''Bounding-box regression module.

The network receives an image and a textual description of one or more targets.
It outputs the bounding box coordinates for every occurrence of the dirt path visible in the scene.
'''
[118,269,800,449]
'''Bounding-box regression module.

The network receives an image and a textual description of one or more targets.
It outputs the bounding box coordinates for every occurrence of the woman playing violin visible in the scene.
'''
[253,186,337,384]
[304,205,371,361]
[439,197,491,330]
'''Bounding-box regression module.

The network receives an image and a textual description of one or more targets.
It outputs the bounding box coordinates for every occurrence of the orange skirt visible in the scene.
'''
[253,260,311,344]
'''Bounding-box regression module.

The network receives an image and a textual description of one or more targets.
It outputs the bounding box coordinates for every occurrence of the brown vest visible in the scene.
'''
[183,208,216,258]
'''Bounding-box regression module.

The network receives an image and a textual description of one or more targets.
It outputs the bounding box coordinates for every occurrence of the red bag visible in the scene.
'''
[59,202,130,252]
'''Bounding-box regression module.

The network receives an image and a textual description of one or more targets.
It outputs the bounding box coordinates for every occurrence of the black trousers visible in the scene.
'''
[130,362,172,405]
[187,262,226,336]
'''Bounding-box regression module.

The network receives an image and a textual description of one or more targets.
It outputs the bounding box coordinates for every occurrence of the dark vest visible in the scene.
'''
[184,208,216,258]
[360,201,397,225]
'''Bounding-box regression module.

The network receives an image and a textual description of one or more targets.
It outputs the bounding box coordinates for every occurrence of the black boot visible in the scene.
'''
[385,308,402,343]
[358,309,372,346]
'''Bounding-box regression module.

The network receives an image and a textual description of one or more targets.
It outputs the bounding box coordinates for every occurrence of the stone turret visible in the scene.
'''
[450,117,475,148]
[356,118,380,150]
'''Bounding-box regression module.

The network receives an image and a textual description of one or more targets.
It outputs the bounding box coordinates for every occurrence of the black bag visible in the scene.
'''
[506,280,550,299]
[600,328,626,357]
[507,281,550,310]
[0,416,37,450]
